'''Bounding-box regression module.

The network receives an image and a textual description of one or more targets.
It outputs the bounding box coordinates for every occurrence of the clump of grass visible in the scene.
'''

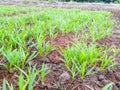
[2,79,14,90]
[100,46,117,71]
[36,35,52,57]
[62,43,116,80]
[0,47,37,73]
[17,64,48,90]
[2,64,48,90]
[17,65,40,90]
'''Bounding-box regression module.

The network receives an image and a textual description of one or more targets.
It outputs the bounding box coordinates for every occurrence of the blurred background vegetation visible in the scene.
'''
[47,0,120,3]
[0,0,120,4]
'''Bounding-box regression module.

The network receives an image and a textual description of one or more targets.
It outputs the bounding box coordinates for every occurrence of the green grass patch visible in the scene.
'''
[0,5,116,89]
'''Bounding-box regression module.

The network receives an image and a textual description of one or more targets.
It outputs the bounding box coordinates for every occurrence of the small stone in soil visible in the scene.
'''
[52,65,61,71]
[98,75,106,81]
[28,60,34,66]
[95,67,100,72]
[59,72,70,84]
[101,80,111,85]
[106,69,113,75]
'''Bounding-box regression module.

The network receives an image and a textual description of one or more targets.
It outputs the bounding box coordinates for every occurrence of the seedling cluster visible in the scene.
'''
[0,5,117,90]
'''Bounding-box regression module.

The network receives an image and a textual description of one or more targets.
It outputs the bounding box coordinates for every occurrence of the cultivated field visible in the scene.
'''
[0,2,120,90]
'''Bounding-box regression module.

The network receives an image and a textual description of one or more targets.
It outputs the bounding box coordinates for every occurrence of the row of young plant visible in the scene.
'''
[2,64,48,90]
[0,7,117,89]
[0,5,40,16]
[62,42,117,80]
[0,8,114,38]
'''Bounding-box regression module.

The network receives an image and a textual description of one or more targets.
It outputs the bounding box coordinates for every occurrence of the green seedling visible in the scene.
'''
[1,47,28,72]
[100,46,117,71]
[15,64,40,90]
[40,63,49,83]
[17,64,48,90]
[102,82,113,90]
[1,47,37,72]
[62,42,116,80]
[36,35,51,57]
[2,78,14,90]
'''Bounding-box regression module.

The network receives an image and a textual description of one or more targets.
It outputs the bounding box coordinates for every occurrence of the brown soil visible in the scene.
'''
[0,68,14,85]
[0,1,120,90]
[51,32,74,48]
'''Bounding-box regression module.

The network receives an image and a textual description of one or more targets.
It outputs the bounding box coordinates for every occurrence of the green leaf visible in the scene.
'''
[2,79,7,90]
[102,83,113,90]
[19,74,24,90]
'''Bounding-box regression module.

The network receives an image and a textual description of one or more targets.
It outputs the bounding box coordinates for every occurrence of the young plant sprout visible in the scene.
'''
[62,43,116,79]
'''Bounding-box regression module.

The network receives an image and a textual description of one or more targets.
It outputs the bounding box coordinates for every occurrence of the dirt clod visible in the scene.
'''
[94,67,100,73]
[52,65,61,71]
[48,50,63,64]
[101,80,111,85]
[59,72,70,84]
[98,75,106,81]
[41,57,50,63]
